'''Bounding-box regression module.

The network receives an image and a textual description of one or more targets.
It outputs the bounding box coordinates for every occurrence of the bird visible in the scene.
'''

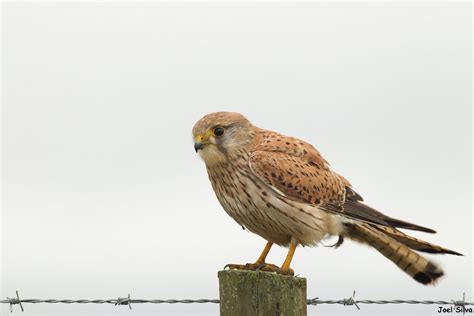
[192,112,462,285]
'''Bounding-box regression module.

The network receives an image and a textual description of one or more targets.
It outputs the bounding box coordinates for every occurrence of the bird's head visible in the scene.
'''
[192,112,254,166]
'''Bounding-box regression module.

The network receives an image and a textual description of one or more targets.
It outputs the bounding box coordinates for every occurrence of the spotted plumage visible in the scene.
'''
[193,112,461,285]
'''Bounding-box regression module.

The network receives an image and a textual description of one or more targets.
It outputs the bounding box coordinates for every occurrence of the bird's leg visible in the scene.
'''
[253,242,281,272]
[278,240,297,276]
[254,241,273,265]
[224,241,279,271]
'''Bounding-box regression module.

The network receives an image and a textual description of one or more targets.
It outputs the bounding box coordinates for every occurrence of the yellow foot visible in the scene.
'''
[258,263,294,276]
[224,262,267,271]
[224,263,294,276]
[277,267,295,276]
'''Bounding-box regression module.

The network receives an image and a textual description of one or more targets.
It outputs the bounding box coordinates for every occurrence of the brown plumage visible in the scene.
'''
[193,112,462,285]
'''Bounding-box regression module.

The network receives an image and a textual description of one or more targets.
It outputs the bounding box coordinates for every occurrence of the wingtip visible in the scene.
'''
[423,227,437,234]
[391,221,437,234]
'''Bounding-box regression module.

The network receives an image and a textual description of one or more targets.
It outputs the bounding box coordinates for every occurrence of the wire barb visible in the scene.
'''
[115,293,132,310]
[306,297,319,305]
[342,290,360,310]
[452,292,467,316]
[6,290,24,313]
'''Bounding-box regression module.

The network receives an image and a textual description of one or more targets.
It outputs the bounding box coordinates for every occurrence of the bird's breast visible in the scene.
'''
[206,164,338,246]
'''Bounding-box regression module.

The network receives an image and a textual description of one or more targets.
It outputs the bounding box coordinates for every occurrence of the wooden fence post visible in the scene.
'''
[218,270,307,316]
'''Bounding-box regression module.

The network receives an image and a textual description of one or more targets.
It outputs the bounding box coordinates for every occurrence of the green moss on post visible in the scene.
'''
[218,270,307,316]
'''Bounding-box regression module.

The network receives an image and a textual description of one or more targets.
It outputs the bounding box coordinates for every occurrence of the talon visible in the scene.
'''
[255,263,266,271]
[224,264,248,271]
[224,263,261,271]
[277,268,295,276]
[256,263,281,273]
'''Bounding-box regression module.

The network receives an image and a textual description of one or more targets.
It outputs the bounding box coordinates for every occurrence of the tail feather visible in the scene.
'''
[372,225,463,256]
[344,222,445,285]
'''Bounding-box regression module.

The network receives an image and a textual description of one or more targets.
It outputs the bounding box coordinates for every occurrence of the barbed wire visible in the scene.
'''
[2,290,472,313]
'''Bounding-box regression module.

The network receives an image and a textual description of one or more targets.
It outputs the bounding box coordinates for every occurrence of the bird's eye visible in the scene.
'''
[213,126,225,137]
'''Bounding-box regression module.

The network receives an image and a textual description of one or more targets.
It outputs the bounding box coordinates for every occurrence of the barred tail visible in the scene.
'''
[344,222,444,285]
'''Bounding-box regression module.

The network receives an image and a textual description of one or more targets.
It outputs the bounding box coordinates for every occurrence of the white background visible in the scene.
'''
[2,2,472,315]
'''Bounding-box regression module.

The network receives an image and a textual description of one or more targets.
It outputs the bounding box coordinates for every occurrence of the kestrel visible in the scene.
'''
[193,112,461,285]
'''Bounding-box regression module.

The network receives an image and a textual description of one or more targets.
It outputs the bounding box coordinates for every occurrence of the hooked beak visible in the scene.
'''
[194,134,209,152]
[194,142,205,152]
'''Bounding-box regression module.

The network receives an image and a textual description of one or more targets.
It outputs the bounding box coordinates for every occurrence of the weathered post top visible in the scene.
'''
[218,270,307,316]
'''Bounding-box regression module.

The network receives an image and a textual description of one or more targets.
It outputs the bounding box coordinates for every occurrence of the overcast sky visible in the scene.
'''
[2,2,472,315]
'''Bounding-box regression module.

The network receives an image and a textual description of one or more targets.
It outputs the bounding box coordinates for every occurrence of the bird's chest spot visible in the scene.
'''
[208,169,244,208]
[225,177,272,220]
[210,172,259,217]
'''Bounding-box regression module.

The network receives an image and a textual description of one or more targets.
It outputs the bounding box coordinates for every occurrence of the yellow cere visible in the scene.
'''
[195,129,216,143]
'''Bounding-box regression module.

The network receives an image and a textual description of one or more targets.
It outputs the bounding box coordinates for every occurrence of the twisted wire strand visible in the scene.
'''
[307,299,473,306]
[0,298,220,304]
[2,298,472,305]
[2,290,472,313]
